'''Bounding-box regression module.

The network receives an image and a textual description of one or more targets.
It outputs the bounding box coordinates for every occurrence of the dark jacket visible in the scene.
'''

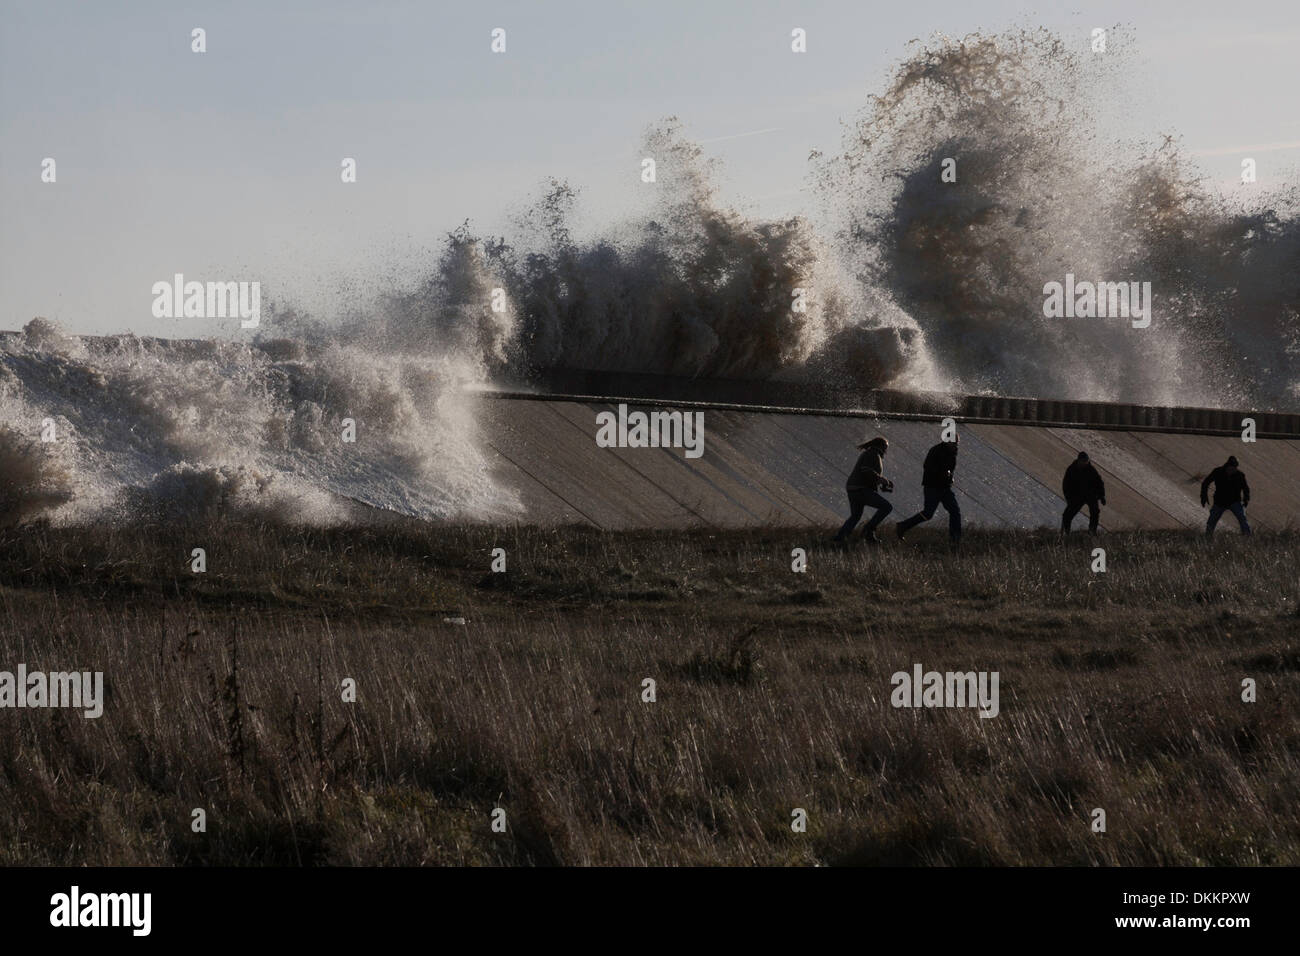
[921,442,958,489]
[1201,467,1250,507]
[1062,461,1105,502]
[847,448,885,491]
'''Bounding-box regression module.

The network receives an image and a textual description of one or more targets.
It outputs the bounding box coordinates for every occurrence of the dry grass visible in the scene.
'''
[1,518,1297,865]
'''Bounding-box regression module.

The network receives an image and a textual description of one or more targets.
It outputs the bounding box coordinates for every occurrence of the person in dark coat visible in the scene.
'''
[1202,455,1252,536]
[895,436,961,542]
[833,435,894,544]
[1061,451,1106,534]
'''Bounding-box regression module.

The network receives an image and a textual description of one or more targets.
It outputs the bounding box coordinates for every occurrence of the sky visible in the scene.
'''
[2,0,1298,336]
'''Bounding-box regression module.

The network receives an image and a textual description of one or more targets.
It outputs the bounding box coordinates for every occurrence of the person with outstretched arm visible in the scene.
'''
[833,435,894,544]
[896,435,961,543]
[1061,451,1106,534]
[1202,455,1252,537]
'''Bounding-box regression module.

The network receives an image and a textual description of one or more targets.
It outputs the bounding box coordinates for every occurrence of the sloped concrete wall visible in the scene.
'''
[477,397,1300,531]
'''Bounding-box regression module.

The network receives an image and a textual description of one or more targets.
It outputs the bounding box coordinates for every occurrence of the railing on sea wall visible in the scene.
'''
[482,369,1300,439]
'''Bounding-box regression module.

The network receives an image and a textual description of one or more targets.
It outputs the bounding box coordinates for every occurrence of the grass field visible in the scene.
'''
[1,519,1297,865]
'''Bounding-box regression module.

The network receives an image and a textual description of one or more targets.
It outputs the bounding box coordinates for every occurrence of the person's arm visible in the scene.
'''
[1200,471,1212,506]
[1242,474,1250,506]
[1097,471,1106,505]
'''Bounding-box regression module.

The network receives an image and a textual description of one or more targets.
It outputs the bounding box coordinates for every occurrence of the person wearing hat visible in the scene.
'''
[1201,456,1252,537]
[1061,451,1106,534]
[833,435,894,544]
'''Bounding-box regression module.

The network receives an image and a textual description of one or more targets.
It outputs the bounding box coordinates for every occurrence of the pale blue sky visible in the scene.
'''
[2,0,1297,335]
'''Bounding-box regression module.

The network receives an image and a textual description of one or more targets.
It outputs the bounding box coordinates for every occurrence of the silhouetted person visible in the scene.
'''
[1061,451,1106,534]
[896,436,961,542]
[1202,455,1251,537]
[833,436,894,544]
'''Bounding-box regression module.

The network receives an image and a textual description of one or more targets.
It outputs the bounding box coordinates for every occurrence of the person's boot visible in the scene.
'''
[864,530,881,544]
